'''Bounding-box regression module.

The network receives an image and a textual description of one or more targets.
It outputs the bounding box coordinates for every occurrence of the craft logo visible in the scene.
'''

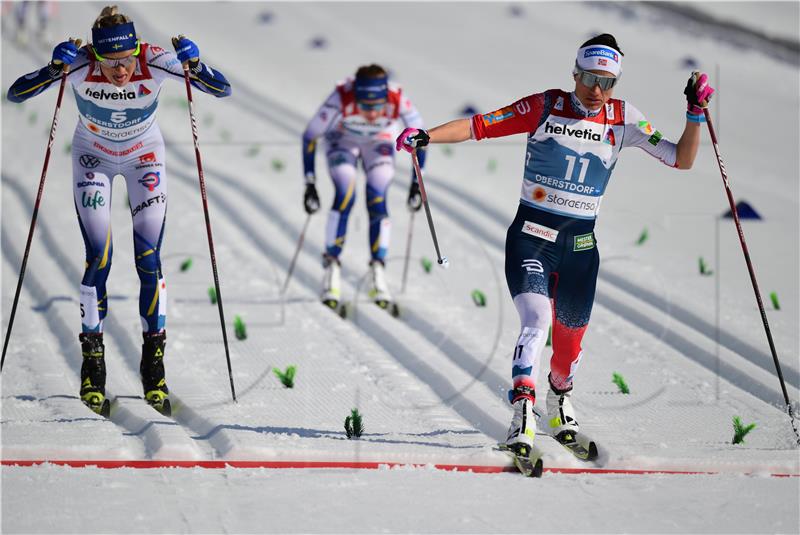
[131,193,166,217]
[79,154,101,168]
[138,172,160,192]
[138,84,151,97]
[139,152,157,164]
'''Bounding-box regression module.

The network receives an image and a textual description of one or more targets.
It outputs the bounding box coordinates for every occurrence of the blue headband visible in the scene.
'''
[92,22,137,55]
[354,75,388,102]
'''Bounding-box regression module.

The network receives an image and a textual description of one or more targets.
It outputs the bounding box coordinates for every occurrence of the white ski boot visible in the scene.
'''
[368,259,392,309]
[505,396,537,451]
[321,254,341,309]
[545,374,580,441]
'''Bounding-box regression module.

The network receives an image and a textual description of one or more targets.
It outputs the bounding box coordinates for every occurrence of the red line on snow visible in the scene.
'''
[2,459,797,477]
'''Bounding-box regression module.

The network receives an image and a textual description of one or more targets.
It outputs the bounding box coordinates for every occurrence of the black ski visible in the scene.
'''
[552,431,598,461]
[496,443,544,478]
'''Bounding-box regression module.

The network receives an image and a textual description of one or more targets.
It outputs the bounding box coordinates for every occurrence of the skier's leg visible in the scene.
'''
[547,234,600,435]
[503,211,559,447]
[72,141,114,411]
[125,143,170,411]
[363,141,394,303]
[324,149,359,260]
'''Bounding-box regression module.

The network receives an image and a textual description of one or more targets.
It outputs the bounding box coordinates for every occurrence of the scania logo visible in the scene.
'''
[79,154,101,168]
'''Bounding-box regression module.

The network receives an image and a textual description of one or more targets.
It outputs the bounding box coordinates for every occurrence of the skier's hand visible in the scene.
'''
[684,71,714,115]
[407,181,422,212]
[395,128,430,154]
[304,184,320,214]
[172,35,200,71]
[51,39,78,67]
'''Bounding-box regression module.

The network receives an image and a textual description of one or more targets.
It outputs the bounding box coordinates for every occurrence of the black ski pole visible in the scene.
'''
[400,210,415,294]
[411,150,448,268]
[703,106,799,445]
[2,39,82,372]
[282,213,311,296]
[174,37,236,402]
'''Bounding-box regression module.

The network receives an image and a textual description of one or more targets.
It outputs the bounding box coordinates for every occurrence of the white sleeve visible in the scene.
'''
[621,102,677,168]
[145,44,183,85]
[399,91,424,129]
[303,88,342,141]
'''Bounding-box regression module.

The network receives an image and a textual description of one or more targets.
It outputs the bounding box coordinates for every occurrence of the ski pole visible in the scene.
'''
[281,213,311,296]
[2,39,82,373]
[703,107,799,445]
[400,210,415,294]
[411,150,448,268]
[174,37,236,402]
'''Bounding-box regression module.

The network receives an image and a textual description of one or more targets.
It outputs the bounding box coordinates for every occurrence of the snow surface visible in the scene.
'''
[2,1,799,533]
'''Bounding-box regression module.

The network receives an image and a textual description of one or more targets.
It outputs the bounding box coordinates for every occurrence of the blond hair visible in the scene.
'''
[93,5,132,28]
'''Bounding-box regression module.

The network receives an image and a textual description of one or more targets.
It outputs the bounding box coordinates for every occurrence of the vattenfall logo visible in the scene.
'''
[85,87,136,100]
[544,121,602,141]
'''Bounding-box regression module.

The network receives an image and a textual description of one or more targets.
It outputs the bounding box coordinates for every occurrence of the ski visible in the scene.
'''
[551,430,598,461]
[322,298,348,319]
[374,299,401,318]
[496,442,544,478]
[83,397,111,418]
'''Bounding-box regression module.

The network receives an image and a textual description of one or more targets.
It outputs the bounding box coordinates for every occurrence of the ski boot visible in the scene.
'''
[140,331,171,416]
[369,259,398,316]
[545,373,579,441]
[545,374,597,460]
[506,386,537,451]
[502,386,542,477]
[321,254,342,311]
[79,332,110,417]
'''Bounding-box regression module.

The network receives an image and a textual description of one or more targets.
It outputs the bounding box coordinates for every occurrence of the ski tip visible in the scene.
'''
[390,303,401,318]
[531,457,544,478]
[587,441,598,461]
[100,399,111,418]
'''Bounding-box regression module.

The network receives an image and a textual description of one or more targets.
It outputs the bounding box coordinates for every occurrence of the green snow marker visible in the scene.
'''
[245,145,260,158]
[234,315,247,340]
[64,142,71,155]
[442,145,453,157]
[612,372,630,394]
[208,286,217,304]
[421,257,433,273]
[732,416,756,444]
[636,228,649,246]
[28,111,37,125]
[546,326,551,347]
[487,158,497,173]
[770,292,780,310]
[471,289,486,307]
[180,258,193,272]
[345,408,365,439]
[219,129,232,142]
[271,158,285,172]
[698,256,713,276]
[203,114,214,126]
[273,365,297,388]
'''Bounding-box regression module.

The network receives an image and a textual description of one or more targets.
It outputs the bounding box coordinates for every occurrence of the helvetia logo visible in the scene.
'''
[544,121,602,141]
[85,87,135,100]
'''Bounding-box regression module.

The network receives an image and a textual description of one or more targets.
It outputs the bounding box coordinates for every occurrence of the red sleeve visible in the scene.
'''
[471,93,546,140]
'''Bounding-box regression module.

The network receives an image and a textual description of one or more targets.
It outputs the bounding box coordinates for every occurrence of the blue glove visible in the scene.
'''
[52,40,78,66]
[173,35,199,64]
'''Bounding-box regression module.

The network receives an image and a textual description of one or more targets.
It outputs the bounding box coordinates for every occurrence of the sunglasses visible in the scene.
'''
[93,40,141,68]
[575,68,619,91]
[357,100,386,112]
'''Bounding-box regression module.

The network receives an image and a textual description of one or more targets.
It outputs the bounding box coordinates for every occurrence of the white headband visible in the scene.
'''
[576,45,622,76]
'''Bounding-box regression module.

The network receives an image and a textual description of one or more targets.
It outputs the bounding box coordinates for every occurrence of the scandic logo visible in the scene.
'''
[522,221,559,243]
[544,121,602,141]
[85,87,136,100]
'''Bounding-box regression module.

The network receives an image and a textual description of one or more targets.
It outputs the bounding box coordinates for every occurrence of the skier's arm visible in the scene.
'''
[301,89,342,183]
[674,120,702,170]
[7,42,89,103]
[621,103,679,168]
[150,38,231,98]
